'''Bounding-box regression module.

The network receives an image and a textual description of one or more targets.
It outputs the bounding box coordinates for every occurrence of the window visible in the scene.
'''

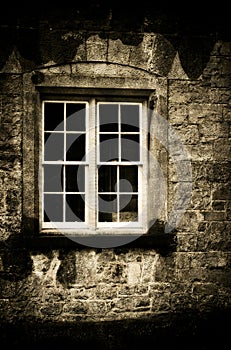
[41,95,149,235]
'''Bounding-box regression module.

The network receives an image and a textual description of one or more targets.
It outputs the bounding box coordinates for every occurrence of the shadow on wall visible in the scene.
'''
[0,2,228,79]
[0,308,230,349]
[0,218,177,283]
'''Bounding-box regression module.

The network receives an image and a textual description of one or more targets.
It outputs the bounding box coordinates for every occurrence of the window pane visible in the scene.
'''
[121,134,140,161]
[66,103,86,131]
[119,194,138,222]
[44,194,63,222]
[44,165,63,192]
[99,104,118,132]
[98,194,117,222]
[44,133,64,161]
[66,165,85,192]
[98,165,117,192]
[44,102,64,131]
[121,105,139,132]
[119,166,138,192]
[100,134,119,162]
[66,194,85,222]
[66,134,85,161]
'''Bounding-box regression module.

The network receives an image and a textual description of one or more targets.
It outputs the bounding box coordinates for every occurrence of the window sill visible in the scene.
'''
[23,220,177,255]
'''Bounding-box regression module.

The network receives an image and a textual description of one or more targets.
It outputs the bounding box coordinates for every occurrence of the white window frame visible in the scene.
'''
[40,97,149,236]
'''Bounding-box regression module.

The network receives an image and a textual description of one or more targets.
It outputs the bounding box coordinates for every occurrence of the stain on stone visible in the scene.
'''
[108,32,143,46]
[0,237,33,281]
[112,264,123,278]
[22,216,39,236]
[16,27,41,66]
[177,36,216,80]
[39,28,85,65]
[57,250,77,287]
[0,29,15,70]
[31,71,45,84]
[151,34,176,76]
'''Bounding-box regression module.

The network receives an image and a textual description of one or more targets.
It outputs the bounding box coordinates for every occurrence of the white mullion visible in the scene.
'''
[42,101,45,164]
[137,103,141,224]
[118,104,121,223]
[41,102,45,226]
[138,166,142,225]
[97,101,100,225]
[138,103,142,224]
[84,102,89,223]
[85,102,90,225]
[63,103,66,223]
[42,167,44,224]
[100,131,140,136]
[64,131,86,134]
[88,98,96,228]
[63,165,66,222]
[64,102,66,162]
[139,103,142,164]
[98,161,141,166]
[117,165,119,222]
[118,103,121,162]
[43,161,87,165]
[140,100,148,228]
[97,191,138,195]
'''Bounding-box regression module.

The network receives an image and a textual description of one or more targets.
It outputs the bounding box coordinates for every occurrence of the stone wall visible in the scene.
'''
[0,3,230,347]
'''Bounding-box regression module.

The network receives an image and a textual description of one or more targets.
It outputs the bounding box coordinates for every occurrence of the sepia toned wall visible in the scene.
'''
[0,2,230,347]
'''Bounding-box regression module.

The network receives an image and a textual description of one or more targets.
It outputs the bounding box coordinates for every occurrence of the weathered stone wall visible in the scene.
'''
[0,3,230,347]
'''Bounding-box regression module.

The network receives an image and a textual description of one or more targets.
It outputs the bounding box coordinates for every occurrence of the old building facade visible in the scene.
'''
[0,2,230,348]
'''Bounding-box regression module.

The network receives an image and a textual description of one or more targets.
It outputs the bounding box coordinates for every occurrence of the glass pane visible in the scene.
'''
[121,105,140,132]
[44,102,64,131]
[66,194,85,222]
[44,133,64,161]
[98,165,117,192]
[119,166,138,192]
[66,103,86,131]
[98,194,117,222]
[44,165,63,192]
[44,194,63,222]
[119,194,138,222]
[66,133,85,161]
[66,165,85,192]
[121,134,140,162]
[100,134,118,162]
[99,104,118,132]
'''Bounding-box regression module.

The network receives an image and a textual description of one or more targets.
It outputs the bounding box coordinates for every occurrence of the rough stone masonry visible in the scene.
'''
[0,2,230,348]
